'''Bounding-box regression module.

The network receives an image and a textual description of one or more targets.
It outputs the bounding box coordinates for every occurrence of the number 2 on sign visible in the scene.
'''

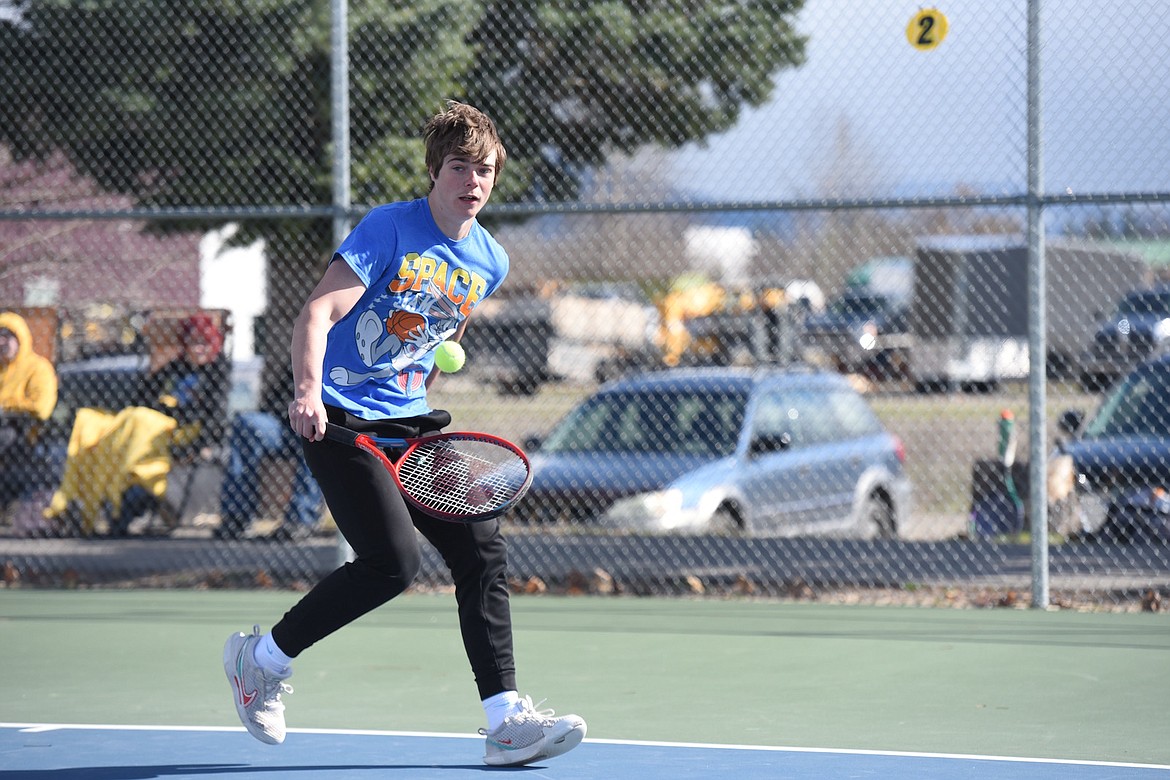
[908,8,948,51]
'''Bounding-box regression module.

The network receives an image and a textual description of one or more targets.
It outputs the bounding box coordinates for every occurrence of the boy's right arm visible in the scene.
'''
[288,259,367,441]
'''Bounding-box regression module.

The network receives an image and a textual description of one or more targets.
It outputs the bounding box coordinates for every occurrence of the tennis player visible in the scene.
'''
[223,101,586,767]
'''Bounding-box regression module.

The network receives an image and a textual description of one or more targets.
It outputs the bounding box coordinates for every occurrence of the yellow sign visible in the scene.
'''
[907,8,948,50]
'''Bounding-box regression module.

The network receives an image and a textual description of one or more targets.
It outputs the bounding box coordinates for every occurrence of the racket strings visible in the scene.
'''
[398,439,529,516]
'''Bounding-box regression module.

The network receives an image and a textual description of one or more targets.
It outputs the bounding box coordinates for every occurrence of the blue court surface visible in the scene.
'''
[2,724,1167,780]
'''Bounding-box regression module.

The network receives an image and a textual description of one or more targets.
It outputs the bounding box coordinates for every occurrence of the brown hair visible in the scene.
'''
[423,101,507,186]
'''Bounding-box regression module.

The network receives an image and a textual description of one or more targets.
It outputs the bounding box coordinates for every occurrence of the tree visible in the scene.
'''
[1,0,807,378]
[2,0,806,209]
[469,0,807,202]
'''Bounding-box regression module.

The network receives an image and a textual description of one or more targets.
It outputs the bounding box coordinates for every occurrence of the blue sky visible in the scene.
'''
[668,0,1170,202]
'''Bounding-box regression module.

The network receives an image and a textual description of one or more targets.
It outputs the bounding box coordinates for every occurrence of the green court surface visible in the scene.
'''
[1,590,1166,767]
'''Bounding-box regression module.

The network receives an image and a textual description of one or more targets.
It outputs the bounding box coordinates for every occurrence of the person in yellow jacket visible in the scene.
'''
[0,311,59,513]
[46,313,228,536]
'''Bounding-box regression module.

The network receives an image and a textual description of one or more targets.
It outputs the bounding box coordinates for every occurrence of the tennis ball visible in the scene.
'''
[434,340,466,373]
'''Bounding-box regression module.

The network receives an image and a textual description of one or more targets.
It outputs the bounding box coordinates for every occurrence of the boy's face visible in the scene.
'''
[430,151,498,223]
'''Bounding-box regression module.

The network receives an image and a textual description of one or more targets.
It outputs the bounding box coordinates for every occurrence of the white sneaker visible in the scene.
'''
[223,625,293,745]
[479,696,587,767]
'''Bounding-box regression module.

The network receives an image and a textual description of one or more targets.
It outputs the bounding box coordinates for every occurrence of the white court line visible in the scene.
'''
[2,722,1168,772]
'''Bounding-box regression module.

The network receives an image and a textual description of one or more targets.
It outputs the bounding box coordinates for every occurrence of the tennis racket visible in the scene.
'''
[323,422,532,522]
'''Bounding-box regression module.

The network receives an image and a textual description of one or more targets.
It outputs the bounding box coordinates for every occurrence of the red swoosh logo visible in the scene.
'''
[235,674,258,707]
[234,649,259,707]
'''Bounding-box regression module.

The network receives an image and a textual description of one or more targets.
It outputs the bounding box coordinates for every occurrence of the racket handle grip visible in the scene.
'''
[323,423,362,446]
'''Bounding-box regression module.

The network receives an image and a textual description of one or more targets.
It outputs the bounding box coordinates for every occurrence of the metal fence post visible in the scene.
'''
[331,0,354,568]
[1026,0,1050,609]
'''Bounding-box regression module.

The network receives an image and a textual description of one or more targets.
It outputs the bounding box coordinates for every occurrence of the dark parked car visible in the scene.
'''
[514,367,910,537]
[1056,354,1170,541]
[803,291,912,379]
[1079,285,1170,392]
[459,294,555,396]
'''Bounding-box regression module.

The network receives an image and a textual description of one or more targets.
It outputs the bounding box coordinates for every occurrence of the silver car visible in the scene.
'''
[516,367,911,537]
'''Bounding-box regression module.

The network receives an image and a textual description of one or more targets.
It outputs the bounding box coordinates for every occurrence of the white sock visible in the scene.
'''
[252,631,294,675]
[482,690,521,731]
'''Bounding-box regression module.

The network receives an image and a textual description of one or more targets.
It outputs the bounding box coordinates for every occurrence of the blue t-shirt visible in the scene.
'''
[322,198,509,418]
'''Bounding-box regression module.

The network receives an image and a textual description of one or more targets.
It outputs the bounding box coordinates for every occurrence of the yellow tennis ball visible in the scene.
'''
[434,340,466,372]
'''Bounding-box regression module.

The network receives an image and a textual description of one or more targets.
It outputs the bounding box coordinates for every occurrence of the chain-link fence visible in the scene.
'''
[2,1,1168,610]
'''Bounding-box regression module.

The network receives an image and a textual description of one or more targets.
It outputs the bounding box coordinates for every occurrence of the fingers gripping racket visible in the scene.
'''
[323,423,532,522]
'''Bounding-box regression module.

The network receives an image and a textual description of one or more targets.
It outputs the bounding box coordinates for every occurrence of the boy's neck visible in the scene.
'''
[427,195,474,241]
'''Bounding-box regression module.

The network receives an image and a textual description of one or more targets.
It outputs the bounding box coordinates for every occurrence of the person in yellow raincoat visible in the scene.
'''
[0,311,59,521]
[47,314,228,536]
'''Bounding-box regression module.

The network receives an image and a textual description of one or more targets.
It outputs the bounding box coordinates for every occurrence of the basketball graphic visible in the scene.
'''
[386,310,426,340]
